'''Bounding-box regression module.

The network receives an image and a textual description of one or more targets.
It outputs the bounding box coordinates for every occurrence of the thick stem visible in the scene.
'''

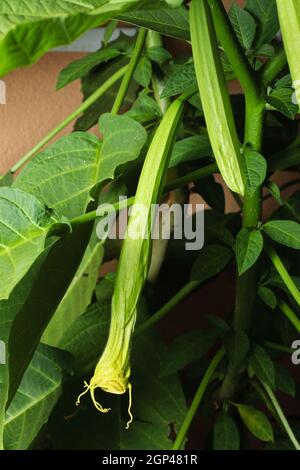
[219,100,265,401]
[111,28,147,115]
[11,66,127,174]
[172,347,225,450]
[206,0,260,102]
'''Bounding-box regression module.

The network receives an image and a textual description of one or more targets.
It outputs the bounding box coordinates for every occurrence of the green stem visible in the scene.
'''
[111,28,147,115]
[265,245,300,308]
[263,340,294,355]
[135,281,200,336]
[206,0,260,102]
[260,380,300,451]
[260,45,287,87]
[10,65,127,174]
[70,162,218,226]
[146,31,169,114]
[172,347,225,450]
[278,299,300,335]
[166,163,218,192]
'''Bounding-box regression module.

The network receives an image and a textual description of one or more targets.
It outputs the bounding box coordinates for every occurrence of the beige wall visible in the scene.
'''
[0,53,85,174]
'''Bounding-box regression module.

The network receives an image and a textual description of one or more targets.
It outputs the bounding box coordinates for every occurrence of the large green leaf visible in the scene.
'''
[42,181,126,348]
[0,0,146,76]
[169,134,212,168]
[53,302,188,449]
[245,0,279,47]
[0,221,94,448]
[263,220,300,249]
[118,6,190,40]
[0,187,67,300]
[229,3,256,50]
[161,63,196,98]
[3,345,65,450]
[57,48,121,90]
[15,116,147,219]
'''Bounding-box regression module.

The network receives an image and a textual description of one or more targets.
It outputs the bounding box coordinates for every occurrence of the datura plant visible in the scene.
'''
[1,0,300,453]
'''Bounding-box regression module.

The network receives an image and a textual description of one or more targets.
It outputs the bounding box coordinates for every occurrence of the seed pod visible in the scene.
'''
[77,93,189,427]
[190,0,245,196]
[276,0,300,107]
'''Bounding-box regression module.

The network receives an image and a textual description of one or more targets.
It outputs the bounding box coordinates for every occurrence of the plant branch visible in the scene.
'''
[265,245,300,308]
[263,341,294,354]
[111,28,147,115]
[278,299,300,335]
[172,347,225,450]
[135,281,200,336]
[260,380,300,451]
[70,162,218,226]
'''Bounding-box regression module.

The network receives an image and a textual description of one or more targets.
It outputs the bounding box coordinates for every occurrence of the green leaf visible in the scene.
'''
[133,56,152,88]
[126,91,162,124]
[263,220,300,249]
[75,55,138,131]
[57,48,121,89]
[224,329,250,368]
[0,187,67,301]
[236,404,274,442]
[146,46,172,65]
[0,0,144,76]
[270,145,300,171]
[194,176,225,214]
[118,6,190,40]
[56,304,187,450]
[244,148,267,195]
[213,412,240,450]
[191,244,233,283]
[42,181,125,348]
[236,228,264,275]
[42,240,104,348]
[95,273,116,303]
[103,19,118,46]
[15,116,147,219]
[169,134,212,167]
[14,133,102,219]
[266,181,283,206]
[0,221,94,443]
[229,4,256,50]
[3,345,65,450]
[0,173,13,187]
[258,286,277,309]
[245,0,279,47]
[249,344,276,389]
[159,330,218,377]
[266,88,299,119]
[161,63,196,98]
[275,363,296,397]
[249,43,275,58]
